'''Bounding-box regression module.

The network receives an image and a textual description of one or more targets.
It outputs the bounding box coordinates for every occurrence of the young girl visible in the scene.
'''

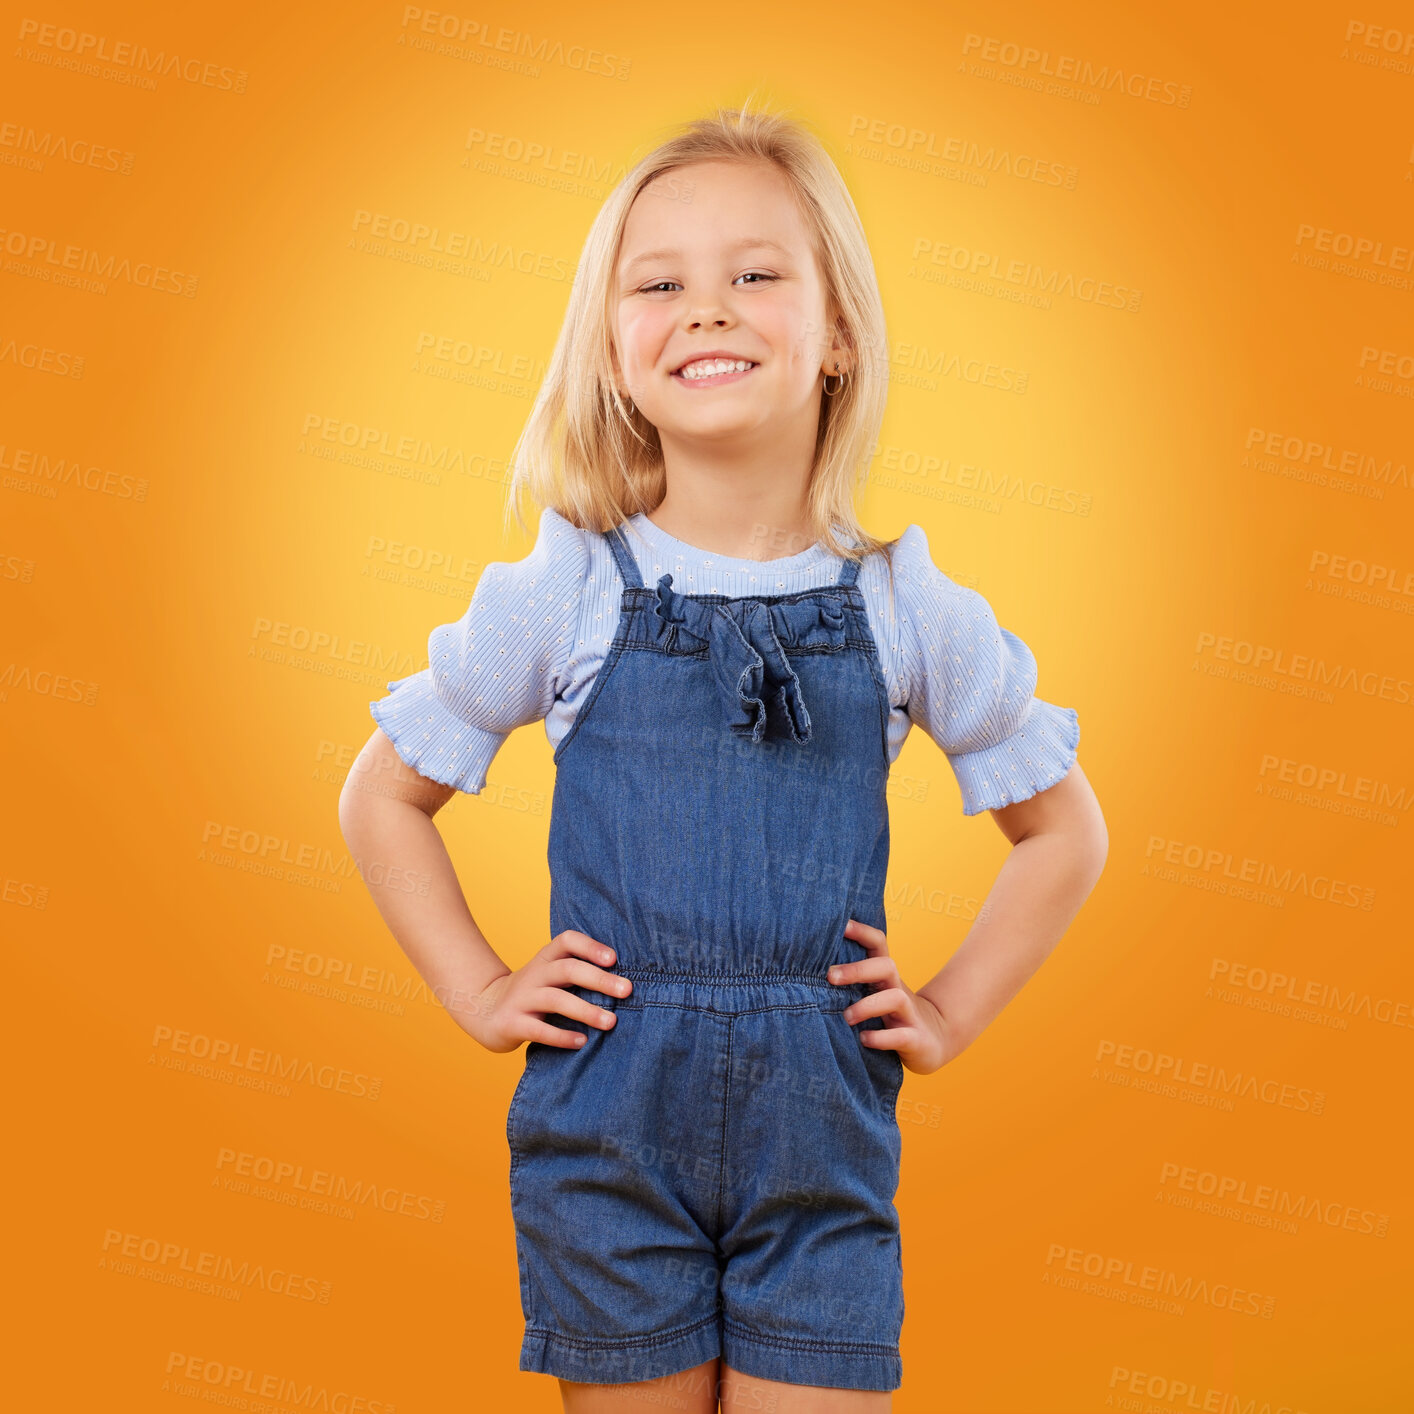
[342,105,1107,1413]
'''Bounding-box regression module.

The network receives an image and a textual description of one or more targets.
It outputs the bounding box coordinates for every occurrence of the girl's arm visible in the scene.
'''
[338,728,512,1040]
[835,525,1101,1067]
[914,761,1108,1062]
[338,729,632,1053]
[340,510,625,1052]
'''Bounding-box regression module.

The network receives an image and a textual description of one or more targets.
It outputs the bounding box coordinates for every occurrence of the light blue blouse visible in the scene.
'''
[369,509,1079,816]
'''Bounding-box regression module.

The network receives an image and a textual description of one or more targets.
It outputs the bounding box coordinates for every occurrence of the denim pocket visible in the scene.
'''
[856,1019,905,1124]
[506,1041,547,1324]
[506,1041,544,1176]
[881,1048,904,1122]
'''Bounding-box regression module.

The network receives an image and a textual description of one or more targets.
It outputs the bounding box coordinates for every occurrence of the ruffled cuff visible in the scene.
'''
[946,698,1080,816]
[368,670,506,794]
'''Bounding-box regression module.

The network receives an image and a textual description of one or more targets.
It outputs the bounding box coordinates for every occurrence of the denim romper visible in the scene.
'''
[506,521,905,1392]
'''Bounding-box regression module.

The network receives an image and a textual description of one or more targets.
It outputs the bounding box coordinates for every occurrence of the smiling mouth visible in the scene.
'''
[672,358,759,386]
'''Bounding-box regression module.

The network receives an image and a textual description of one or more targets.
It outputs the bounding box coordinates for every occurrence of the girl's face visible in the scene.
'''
[610,159,846,448]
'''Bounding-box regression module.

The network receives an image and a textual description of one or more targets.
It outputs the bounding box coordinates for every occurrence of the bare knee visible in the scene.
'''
[560,1357,721,1413]
[719,1364,891,1413]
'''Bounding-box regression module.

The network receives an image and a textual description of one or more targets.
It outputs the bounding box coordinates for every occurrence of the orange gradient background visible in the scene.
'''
[5,4,1411,1411]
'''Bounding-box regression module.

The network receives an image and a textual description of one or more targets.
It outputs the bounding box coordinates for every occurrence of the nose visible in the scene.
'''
[685,297,731,331]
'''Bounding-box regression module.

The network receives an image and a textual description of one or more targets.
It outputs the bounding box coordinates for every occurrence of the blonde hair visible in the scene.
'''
[503,97,897,569]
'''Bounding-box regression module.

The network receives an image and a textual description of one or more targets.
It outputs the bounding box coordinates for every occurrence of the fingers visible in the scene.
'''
[549,929,618,970]
[827,955,899,988]
[842,918,890,956]
[531,986,619,1034]
[543,930,634,1001]
[488,932,631,1052]
[523,1018,590,1049]
[841,987,911,1027]
[856,1025,920,1053]
[551,954,633,999]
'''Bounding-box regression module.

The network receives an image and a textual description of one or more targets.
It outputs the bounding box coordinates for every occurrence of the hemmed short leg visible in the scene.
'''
[722,1317,902,1393]
[520,1310,722,1386]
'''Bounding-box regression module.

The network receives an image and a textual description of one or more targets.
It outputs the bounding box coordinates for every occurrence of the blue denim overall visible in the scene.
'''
[506,522,905,1392]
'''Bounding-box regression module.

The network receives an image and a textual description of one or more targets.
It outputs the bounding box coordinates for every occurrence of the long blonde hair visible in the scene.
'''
[503,98,897,568]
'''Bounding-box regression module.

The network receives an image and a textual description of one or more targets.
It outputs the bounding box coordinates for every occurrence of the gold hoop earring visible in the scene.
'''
[823,362,845,397]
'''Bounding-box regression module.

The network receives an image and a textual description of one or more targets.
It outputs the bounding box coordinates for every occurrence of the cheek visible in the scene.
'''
[767,301,821,370]
[617,308,667,371]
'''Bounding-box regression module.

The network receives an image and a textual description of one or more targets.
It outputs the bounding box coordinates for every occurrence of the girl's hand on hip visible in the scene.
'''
[829,919,957,1075]
[470,930,632,1054]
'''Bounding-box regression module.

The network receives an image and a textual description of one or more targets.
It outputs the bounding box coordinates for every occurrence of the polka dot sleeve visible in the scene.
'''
[893,524,1080,816]
[367,508,588,793]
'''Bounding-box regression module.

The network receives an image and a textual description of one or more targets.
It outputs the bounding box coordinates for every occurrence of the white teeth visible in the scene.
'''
[678,358,755,380]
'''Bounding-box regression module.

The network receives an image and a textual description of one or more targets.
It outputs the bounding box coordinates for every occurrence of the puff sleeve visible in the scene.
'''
[368,508,589,793]
[893,524,1080,816]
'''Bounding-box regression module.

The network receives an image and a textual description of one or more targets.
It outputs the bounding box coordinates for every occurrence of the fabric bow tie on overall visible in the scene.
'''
[647,572,847,745]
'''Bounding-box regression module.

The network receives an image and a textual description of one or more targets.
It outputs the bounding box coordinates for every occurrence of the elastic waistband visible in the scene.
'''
[567,967,877,1017]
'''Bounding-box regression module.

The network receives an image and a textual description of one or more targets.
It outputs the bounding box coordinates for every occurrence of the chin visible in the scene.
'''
[666,418,765,445]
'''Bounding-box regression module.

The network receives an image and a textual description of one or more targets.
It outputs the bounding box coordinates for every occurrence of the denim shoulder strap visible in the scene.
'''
[602,524,645,591]
[835,544,862,589]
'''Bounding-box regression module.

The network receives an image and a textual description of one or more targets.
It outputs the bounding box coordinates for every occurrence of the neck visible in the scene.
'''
[650,435,819,563]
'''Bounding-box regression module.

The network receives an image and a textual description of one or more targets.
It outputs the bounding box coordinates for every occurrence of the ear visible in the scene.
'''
[821,307,856,377]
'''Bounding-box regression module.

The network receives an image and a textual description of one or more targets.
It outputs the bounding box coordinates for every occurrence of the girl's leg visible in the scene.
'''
[559,1357,721,1413]
[719,1364,892,1412]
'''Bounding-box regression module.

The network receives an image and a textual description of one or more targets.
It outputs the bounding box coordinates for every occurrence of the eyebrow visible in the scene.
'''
[620,236,794,276]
